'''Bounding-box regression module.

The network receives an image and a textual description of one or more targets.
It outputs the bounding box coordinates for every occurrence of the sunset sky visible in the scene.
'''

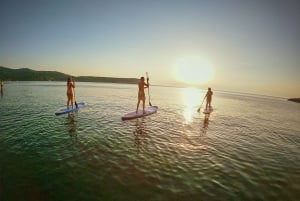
[0,0,299,98]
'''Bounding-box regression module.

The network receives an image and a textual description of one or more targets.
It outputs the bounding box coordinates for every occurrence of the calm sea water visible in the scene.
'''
[0,82,299,201]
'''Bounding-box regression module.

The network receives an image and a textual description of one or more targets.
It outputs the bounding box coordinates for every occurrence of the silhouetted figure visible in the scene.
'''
[205,87,213,109]
[67,77,75,109]
[0,80,3,97]
[136,76,149,114]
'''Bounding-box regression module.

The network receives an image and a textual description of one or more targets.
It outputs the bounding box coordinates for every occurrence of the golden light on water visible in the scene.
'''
[174,56,214,85]
[182,87,201,123]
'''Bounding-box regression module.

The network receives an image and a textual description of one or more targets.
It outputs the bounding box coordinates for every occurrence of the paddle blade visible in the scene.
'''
[75,101,78,109]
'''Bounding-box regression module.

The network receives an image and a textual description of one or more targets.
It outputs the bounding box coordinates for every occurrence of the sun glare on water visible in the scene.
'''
[182,87,201,123]
[174,56,214,85]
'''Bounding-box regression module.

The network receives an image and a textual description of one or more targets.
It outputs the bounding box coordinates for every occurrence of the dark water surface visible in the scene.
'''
[1,82,299,201]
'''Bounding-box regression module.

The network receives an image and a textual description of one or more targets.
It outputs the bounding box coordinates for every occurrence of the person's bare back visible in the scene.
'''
[136,77,148,113]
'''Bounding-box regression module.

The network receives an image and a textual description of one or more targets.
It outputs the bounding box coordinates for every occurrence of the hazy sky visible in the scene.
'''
[0,0,299,97]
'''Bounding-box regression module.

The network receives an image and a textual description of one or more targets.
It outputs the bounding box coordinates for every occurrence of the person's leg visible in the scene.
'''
[136,99,140,113]
[142,99,146,114]
[208,98,212,108]
[67,93,73,109]
[69,94,73,109]
[67,95,70,109]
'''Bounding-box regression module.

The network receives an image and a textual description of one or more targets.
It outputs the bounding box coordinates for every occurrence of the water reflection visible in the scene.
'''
[182,87,201,123]
[133,118,146,152]
[201,114,210,134]
[67,113,77,137]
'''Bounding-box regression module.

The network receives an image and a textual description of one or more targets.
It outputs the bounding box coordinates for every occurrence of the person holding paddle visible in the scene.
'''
[0,80,3,90]
[197,87,213,112]
[67,76,75,109]
[136,76,149,114]
[205,87,213,109]
[0,80,3,96]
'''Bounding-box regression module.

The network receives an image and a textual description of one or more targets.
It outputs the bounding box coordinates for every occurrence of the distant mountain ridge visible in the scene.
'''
[288,98,300,103]
[0,66,139,84]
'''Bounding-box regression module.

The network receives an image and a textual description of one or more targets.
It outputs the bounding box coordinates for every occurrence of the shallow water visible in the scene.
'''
[0,82,299,201]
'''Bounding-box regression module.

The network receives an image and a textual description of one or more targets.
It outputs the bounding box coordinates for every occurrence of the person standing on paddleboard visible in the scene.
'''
[0,80,3,96]
[67,76,75,109]
[205,87,213,109]
[136,76,149,114]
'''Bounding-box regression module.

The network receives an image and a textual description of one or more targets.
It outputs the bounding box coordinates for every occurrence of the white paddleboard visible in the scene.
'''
[55,102,85,115]
[203,106,213,114]
[122,106,158,120]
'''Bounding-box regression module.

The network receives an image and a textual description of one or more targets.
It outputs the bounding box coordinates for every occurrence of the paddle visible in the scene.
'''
[146,72,152,106]
[73,77,78,109]
[197,96,206,112]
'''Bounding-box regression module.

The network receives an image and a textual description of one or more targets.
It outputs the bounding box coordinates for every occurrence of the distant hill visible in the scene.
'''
[288,98,300,103]
[0,66,68,81]
[0,66,138,84]
[76,76,139,84]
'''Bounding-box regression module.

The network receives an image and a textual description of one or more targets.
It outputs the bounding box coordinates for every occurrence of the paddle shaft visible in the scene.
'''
[73,78,78,108]
[146,72,152,106]
[197,96,206,112]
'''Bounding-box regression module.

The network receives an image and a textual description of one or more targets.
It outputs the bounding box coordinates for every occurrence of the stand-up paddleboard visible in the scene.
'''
[55,102,85,116]
[203,106,213,114]
[122,106,158,120]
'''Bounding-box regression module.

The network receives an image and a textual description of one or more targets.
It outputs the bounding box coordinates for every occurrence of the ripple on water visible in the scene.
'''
[1,83,300,200]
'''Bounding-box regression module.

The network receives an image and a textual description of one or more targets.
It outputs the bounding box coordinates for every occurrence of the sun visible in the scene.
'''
[174,56,214,85]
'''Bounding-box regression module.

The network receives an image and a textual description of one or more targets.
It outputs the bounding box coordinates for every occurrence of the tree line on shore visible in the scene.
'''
[0,66,138,84]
